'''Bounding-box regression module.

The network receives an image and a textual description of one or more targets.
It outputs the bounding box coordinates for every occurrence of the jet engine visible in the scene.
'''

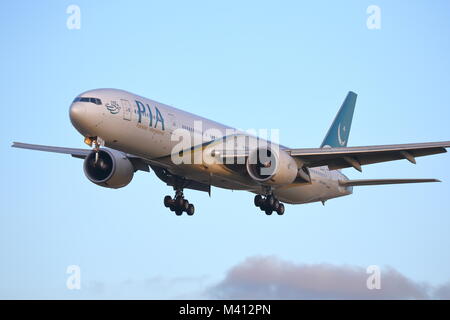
[83,148,134,188]
[246,147,298,185]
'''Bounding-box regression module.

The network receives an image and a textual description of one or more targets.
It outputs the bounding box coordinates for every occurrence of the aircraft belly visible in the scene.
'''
[274,181,330,204]
[171,163,258,190]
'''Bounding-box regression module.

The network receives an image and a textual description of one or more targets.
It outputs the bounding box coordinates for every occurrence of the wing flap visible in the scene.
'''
[339,178,441,187]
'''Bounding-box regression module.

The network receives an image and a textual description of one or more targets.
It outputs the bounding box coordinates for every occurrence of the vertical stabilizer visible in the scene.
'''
[320,91,357,148]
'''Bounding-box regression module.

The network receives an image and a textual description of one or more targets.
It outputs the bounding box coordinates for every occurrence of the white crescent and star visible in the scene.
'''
[337,123,347,146]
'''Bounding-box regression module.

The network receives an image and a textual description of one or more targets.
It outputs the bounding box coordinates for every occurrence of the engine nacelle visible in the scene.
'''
[246,147,298,185]
[83,148,134,189]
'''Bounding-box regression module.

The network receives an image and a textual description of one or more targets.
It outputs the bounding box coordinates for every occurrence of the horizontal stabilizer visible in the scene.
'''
[339,178,441,187]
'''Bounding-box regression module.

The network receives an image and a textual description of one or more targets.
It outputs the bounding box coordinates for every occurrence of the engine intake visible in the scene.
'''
[246,147,298,185]
[83,149,134,188]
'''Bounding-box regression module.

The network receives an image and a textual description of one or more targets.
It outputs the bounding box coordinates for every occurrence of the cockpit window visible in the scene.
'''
[73,97,102,105]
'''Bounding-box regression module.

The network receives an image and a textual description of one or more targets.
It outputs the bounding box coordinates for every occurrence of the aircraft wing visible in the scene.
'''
[11,141,150,172]
[12,142,91,159]
[339,178,440,187]
[286,141,450,171]
[12,141,218,191]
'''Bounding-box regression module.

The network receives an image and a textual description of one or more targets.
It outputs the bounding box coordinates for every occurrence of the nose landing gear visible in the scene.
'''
[254,194,285,215]
[84,136,103,164]
[164,189,195,216]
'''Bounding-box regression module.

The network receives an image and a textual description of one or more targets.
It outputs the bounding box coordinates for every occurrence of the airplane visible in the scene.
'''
[12,89,450,216]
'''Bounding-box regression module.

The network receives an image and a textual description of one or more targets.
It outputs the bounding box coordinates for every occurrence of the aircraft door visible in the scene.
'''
[121,99,132,121]
[167,113,178,133]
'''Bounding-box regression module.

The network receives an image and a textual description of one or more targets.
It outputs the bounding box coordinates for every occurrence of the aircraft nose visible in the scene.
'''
[69,101,94,136]
[69,102,86,126]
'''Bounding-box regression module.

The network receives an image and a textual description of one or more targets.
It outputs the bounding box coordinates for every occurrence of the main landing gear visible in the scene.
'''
[164,189,195,216]
[254,194,285,215]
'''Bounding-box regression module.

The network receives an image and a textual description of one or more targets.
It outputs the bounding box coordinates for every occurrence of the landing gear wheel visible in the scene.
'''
[273,200,280,211]
[253,193,285,215]
[175,196,184,208]
[165,188,195,216]
[265,195,275,208]
[186,204,195,216]
[276,203,285,215]
[182,199,189,212]
[164,195,172,208]
[254,195,263,207]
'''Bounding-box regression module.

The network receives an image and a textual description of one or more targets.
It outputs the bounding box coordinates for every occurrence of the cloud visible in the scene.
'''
[434,282,450,299]
[209,256,439,299]
[77,258,449,299]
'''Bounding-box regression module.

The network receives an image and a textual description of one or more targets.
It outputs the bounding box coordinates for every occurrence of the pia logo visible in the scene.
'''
[105,101,121,114]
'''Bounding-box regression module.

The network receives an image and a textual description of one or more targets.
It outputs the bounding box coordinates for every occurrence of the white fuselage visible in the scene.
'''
[69,88,352,204]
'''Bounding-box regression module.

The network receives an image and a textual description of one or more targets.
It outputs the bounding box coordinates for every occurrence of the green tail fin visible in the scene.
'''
[320,91,357,148]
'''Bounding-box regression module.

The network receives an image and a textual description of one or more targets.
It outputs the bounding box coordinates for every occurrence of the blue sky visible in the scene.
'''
[1,0,450,299]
